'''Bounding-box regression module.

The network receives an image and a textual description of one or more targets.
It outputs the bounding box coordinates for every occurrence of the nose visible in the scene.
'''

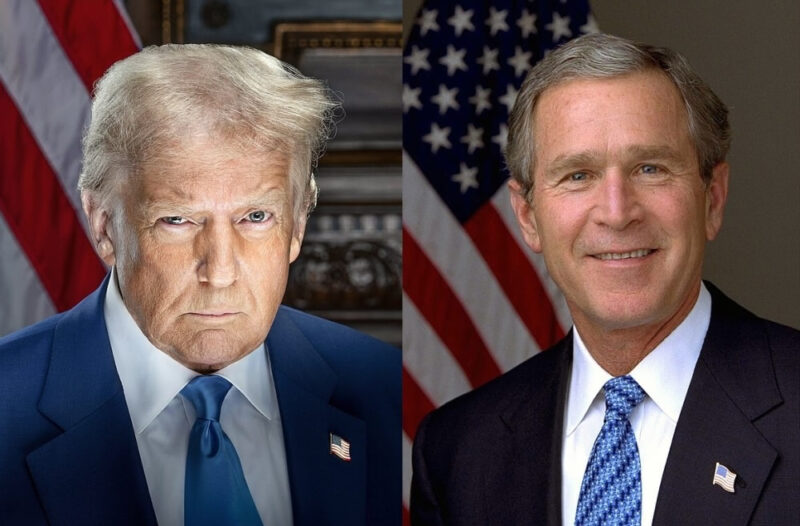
[196,220,239,287]
[592,171,642,230]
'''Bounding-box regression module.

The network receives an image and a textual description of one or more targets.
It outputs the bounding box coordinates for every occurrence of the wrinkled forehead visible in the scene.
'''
[120,139,294,211]
[530,71,692,156]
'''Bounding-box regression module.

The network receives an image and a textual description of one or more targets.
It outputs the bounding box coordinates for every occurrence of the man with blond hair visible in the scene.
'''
[1,44,400,526]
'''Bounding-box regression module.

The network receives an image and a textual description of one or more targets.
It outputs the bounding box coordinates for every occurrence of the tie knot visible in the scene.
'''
[181,375,232,422]
[603,375,645,420]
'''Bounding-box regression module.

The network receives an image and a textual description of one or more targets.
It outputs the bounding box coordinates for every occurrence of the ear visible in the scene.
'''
[289,214,307,263]
[704,162,729,241]
[81,192,117,266]
[508,179,543,253]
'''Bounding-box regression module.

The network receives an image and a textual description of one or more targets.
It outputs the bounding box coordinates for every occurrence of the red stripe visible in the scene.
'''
[403,228,502,387]
[0,87,106,310]
[403,505,410,526]
[402,367,436,440]
[464,203,565,350]
[37,0,139,92]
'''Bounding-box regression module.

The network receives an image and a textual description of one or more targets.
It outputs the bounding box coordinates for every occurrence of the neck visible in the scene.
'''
[575,282,701,376]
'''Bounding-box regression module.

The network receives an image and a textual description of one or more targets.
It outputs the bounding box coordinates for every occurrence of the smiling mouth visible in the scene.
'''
[594,249,655,261]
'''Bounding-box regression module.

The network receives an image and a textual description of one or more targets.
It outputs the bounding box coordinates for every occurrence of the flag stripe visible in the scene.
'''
[404,154,542,371]
[402,1,593,520]
[36,0,139,93]
[403,229,502,387]
[0,213,56,334]
[464,203,565,349]
[402,293,472,406]
[402,367,437,441]
[490,184,573,330]
[402,433,413,508]
[0,0,91,217]
[0,86,106,310]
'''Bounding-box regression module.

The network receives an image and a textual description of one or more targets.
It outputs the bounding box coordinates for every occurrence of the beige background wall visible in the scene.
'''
[404,0,800,329]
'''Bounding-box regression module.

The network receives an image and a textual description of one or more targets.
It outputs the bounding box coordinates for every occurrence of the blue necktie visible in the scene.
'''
[182,375,262,526]
[575,375,646,526]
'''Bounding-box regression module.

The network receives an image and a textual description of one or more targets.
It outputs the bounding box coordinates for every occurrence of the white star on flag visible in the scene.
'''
[402,84,422,112]
[404,46,431,75]
[468,85,492,115]
[546,13,572,42]
[580,14,599,34]
[447,6,474,37]
[439,45,468,76]
[451,162,479,193]
[460,124,484,154]
[499,84,519,112]
[508,47,533,77]
[517,10,538,38]
[492,124,509,150]
[431,84,459,114]
[418,9,440,36]
[486,7,509,36]
[476,46,500,74]
[423,122,452,153]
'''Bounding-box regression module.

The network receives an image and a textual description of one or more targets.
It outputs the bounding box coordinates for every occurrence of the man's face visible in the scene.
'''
[93,141,303,372]
[510,71,728,335]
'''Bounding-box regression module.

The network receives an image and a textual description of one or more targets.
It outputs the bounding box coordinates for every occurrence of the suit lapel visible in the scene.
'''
[268,309,367,525]
[26,276,156,526]
[653,284,781,526]
[483,334,572,525]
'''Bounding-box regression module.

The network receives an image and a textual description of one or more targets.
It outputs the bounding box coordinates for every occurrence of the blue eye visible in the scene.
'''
[161,216,187,225]
[641,165,659,175]
[570,172,588,181]
[247,210,268,223]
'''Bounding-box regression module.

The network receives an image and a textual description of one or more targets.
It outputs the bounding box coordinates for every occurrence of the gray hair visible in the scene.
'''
[506,33,730,197]
[79,44,339,221]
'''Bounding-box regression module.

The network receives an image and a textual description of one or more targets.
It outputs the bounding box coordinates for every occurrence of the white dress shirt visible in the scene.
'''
[562,283,711,526]
[104,269,293,526]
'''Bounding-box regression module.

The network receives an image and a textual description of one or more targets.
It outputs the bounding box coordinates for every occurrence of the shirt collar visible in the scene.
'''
[565,282,711,435]
[104,267,278,435]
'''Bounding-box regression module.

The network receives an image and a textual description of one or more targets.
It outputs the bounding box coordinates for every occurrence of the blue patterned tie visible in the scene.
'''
[182,375,262,526]
[575,375,646,526]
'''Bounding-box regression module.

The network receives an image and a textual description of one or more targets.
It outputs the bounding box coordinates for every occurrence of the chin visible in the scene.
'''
[170,330,255,372]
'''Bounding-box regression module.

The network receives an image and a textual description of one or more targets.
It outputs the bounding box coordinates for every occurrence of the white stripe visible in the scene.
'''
[402,432,413,508]
[112,0,143,48]
[0,0,92,221]
[404,151,540,372]
[0,217,56,337]
[403,293,472,406]
[491,183,573,332]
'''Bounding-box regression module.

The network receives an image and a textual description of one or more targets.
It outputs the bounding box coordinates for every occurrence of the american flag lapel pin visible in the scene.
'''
[329,433,351,462]
[712,462,736,493]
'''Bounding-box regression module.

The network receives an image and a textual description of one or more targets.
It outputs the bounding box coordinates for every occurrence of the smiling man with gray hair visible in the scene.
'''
[0,44,400,526]
[411,33,799,526]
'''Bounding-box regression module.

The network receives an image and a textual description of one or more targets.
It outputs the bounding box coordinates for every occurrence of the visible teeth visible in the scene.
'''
[597,249,652,260]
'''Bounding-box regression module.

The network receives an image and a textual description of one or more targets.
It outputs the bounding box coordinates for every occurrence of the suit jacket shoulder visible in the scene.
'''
[0,281,156,526]
[266,305,402,526]
[654,283,800,526]
[411,335,572,526]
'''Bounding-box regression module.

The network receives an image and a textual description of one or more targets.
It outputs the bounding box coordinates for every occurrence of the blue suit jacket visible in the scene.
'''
[0,276,401,525]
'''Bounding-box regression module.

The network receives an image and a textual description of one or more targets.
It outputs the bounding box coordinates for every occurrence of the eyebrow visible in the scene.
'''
[137,187,290,218]
[545,145,689,177]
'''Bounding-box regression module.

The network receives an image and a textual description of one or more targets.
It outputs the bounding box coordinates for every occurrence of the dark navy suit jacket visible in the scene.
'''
[411,283,800,525]
[0,276,401,525]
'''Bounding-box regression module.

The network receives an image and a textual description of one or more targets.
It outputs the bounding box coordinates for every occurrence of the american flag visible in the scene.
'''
[329,433,352,462]
[402,0,596,514]
[712,462,736,493]
[0,0,139,337]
